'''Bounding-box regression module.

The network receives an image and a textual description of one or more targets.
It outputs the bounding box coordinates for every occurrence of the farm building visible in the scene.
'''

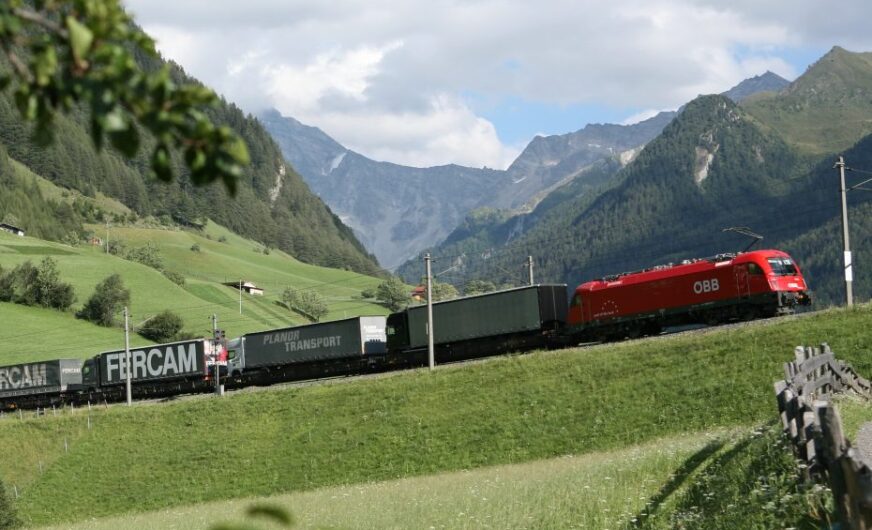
[0,223,24,237]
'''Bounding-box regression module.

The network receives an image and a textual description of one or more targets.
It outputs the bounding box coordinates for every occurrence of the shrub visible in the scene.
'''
[107,239,126,256]
[190,243,201,253]
[125,243,163,270]
[217,235,227,243]
[360,287,376,299]
[138,310,184,343]
[464,280,497,296]
[162,270,186,287]
[76,274,130,326]
[0,258,75,311]
[376,277,410,311]
[282,287,328,322]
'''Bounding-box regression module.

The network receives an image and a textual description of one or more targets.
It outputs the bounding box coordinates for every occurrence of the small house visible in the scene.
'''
[0,223,24,237]
[410,285,427,302]
[226,281,264,296]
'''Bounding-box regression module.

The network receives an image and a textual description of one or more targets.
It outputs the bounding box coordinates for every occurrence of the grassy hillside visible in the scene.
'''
[37,429,735,530]
[4,305,870,526]
[36,425,827,530]
[0,223,387,363]
[744,46,872,155]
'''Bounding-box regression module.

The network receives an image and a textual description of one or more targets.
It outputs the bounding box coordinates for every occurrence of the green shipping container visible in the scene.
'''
[241,316,387,368]
[404,285,566,349]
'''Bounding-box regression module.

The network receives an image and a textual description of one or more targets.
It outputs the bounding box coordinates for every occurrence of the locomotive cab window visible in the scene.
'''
[748,263,764,275]
[571,294,582,307]
[768,258,798,276]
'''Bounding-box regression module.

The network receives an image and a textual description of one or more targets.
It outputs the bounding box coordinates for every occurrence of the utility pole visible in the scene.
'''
[238,279,242,315]
[425,253,435,370]
[836,156,853,307]
[212,314,223,395]
[105,221,110,254]
[527,256,534,286]
[124,307,132,406]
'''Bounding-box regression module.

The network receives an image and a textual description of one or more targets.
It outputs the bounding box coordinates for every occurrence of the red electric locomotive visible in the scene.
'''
[565,249,811,342]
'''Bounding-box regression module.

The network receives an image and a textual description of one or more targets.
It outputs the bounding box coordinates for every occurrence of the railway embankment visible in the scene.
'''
[2,304,871,527]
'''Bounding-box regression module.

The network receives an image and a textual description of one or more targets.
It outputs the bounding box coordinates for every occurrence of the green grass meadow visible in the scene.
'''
[35,429,734,530]
[3,305,869,527]
[0,221,388,365]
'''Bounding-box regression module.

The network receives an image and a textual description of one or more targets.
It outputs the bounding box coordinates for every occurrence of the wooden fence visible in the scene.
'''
[775,343,872,529]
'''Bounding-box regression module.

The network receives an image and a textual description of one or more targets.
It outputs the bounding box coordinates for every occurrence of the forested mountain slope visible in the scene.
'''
[0,55,381,276]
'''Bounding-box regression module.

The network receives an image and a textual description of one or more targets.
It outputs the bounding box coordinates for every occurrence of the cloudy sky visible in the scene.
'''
[124,1,872,170]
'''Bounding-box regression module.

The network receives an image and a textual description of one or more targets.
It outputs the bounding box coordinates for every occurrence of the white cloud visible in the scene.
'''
[263,42,403,113]
[123,0,872,169]
[305,95,521,169]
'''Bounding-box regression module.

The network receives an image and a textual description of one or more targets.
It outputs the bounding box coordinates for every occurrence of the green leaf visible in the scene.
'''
[33,46,58,86]
[151,145,173,182]
[224,136,250,165]
[246,504,295,526]
[109,123,140,158]
[65,16,94,64]
[103,108,126,132]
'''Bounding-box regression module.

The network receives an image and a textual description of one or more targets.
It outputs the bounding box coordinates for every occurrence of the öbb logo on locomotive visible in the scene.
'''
[1,249,812,410]
[693,279,720,294]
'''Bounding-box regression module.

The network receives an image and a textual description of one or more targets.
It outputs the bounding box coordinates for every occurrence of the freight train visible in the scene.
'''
[0,249,810,411]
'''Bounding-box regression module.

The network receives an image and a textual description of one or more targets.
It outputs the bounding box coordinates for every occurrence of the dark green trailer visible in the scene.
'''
[235,316,387,369]
[0,359,82,409]
[223,316,387,386]
[387,284,567,362]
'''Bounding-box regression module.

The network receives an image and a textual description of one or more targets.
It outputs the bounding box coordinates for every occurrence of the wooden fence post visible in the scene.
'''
[817,402,853,527]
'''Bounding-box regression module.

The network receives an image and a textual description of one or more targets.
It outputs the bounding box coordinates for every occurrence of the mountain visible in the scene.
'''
[261,110,674,269]
[743,46,872,154]
[722,71,790,102]
[0,57,382,276]
[392,71,797,282]
[398,95,806,288]
[492,112,677,212]
[260,109,507,270]
[396,47,872,305]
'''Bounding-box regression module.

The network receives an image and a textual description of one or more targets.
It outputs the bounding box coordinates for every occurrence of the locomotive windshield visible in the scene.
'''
[767,258,798,276]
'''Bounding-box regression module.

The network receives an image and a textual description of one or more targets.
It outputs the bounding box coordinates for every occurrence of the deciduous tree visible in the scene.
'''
[77,273,129,326]
[375,277,409,311]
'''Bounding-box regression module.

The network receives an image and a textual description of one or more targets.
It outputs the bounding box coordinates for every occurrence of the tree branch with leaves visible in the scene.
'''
[0,0,249,193]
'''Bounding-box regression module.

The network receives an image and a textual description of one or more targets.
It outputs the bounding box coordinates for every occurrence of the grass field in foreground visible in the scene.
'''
[35,429,731,530]
[4,305,871,526]
[34,425,830,530]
